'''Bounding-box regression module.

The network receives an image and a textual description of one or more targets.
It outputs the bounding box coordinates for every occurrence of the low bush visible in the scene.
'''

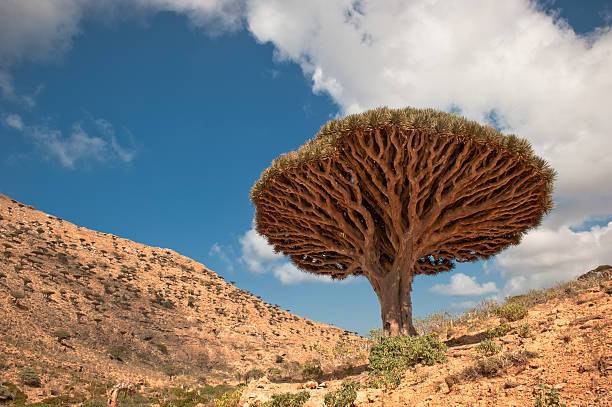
[323,380,359,407]
[368,335,447,388]
[534,384,565,407]
[214,386,244,407]
[301,359,323,381]
[20,367,41,387]
[496,303,528,322]
[0,382,26,404]
[445,350,537,389]
[108,346,129,362]
[486,323,511,338]
[0,384,15,402]
[476,339,500,356]
[261,391,310,407]
[52,329,71,342]
[518,324,531,338]
[243,368,265,382]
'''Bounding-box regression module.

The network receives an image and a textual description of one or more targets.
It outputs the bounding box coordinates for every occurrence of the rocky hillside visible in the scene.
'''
[241,266,611,406]
[0,195,367,402]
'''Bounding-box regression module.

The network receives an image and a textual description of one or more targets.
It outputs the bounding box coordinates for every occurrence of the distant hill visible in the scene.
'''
[0,195,366,403]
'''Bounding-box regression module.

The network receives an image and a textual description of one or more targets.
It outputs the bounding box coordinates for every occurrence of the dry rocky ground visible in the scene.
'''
[240,267,611,407]
[0,195,367,405]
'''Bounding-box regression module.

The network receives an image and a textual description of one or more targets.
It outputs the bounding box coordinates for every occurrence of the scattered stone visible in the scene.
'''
[301,380,318,389]
[504,381,519,389]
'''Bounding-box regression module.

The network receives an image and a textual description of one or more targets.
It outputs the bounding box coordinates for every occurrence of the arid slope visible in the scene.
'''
[0,195,366,401]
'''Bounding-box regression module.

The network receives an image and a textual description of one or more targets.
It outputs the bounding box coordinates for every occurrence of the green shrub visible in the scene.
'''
[20,367,41,387]
[323,381,359,407]
[261,391,310,407]
[267,367,282,381]
[534,384,565,407]
[496,303,528,322]
[476,339,500,356]
[244,368,265,382]
[445,350,538,389]
[518,324,531,338]
[368,335,447,388]
[52,329,71,341]
[301,359,323,381]
[108,346,129,362]
[161,365,180,378]
[0,382,27,404]
[213,385,244,407]
[155,343,169,355]
[486,323,511,338]
[0,384,15,402]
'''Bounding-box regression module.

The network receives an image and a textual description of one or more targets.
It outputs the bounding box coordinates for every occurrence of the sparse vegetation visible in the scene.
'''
[486,323,511,338]
[533,384,565,407]
[496,303,528,322]
[214,385,244,407]
[445,350,538,389]
[323,380,359,407]
[368,334,447,388]
[52,329,71,342]
[108,346,129,362]
[243,368,265,382]
[301,359,323,381]
[518,324,531,338]
[0,382,26,404]
[19,367,41,387]
[261,391,310,407]
[476,339,500,356]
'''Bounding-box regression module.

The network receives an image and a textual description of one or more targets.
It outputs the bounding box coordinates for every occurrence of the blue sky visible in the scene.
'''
[1,0,611,335]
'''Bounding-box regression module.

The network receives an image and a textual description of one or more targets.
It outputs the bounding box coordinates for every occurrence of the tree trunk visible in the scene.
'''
[374,271,417,337]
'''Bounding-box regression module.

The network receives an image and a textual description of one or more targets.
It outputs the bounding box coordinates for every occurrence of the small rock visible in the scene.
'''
[504,381,519,389]
[318,381,327,388]
[301,380,318,389]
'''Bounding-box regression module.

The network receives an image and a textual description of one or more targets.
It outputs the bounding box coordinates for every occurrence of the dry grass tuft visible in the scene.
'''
[445,350,538,389]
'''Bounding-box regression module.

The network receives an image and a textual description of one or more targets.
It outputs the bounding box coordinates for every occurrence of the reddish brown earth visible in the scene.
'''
[241,268,611,406]
[0,195,367,402]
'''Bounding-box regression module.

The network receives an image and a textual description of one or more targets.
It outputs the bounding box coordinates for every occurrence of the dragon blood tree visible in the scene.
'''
[251,107,555,336]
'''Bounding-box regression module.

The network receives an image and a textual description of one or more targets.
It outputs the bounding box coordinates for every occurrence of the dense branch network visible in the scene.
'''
[255,126,549,279]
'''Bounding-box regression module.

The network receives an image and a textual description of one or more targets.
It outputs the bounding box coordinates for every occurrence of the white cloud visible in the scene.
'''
[238,225,335,284]
[4,113,23,130]
[239,227,284,273]
[9,116,136,168]
[244,0,612,294]
[431,273,498,296]
[496,221,612,295]
[271,262,331,285]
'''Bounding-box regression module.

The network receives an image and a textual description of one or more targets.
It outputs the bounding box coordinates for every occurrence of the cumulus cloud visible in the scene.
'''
[6,114,136,168]
[496,221,612,295]
[431,273,498,296]
[238,225,333,284]
[239,227,284,273]
[245,0,612,293]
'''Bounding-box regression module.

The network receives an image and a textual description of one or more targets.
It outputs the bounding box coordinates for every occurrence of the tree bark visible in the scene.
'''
[373,270,417,336]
